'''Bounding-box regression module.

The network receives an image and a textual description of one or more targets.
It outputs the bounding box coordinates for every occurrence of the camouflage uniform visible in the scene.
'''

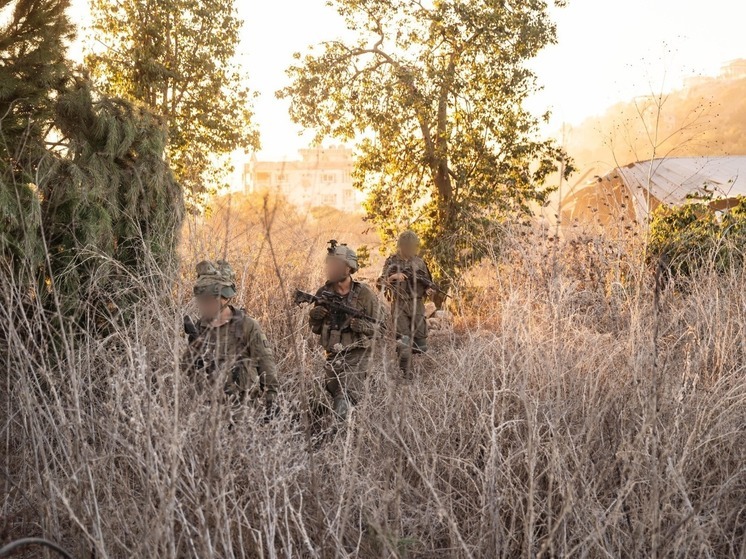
[308,244,385,420]
[182,260,278,411]
[378,232,433,371]
[181,305,279,405]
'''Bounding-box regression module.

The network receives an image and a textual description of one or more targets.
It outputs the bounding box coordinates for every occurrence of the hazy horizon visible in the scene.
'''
[68,0,746,162]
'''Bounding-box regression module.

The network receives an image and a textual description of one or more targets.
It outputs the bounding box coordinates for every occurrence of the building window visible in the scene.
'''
[277,173,288,183]
[301,172,312,188]
[321,172,336,183]
[322,194,337,206]
[343,189,354,202]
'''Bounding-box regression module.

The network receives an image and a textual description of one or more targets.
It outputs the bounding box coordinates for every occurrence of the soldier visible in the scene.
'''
[377,230,434,374]
[308,242,385,421]
[182,260,279,421]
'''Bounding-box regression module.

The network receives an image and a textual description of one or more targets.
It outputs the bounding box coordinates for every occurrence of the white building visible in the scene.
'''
[241,146,364,214]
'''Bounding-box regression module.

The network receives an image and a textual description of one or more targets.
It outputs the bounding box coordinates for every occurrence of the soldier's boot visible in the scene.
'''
[332,394,350,422]
[413,338,428,354]
[397,336,413,378]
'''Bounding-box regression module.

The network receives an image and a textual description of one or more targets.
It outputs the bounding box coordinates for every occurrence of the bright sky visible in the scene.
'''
[69,0,746,161]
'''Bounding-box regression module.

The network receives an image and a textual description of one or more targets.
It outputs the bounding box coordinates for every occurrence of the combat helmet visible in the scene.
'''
[326,240,359,273]
[398,230,420,247]
[193,259,237,298]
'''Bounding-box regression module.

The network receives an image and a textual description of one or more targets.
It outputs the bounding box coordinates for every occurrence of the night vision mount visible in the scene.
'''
[327,239,348,254]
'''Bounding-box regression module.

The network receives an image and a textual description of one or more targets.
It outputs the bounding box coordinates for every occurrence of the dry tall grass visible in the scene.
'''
[2,221,745,558]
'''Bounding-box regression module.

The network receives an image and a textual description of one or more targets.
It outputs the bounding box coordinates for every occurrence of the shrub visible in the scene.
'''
[648,197,746,278]
[0,0,183,328]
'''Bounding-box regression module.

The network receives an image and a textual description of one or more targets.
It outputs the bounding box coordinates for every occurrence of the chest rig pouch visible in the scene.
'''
[321,284,365,353]
[196,309,259,393]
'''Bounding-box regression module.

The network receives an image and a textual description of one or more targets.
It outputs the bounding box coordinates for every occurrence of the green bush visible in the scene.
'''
[0,1,183,329]
[648,197,746,277]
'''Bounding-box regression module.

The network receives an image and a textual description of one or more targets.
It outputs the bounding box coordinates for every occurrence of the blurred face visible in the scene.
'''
[325,257,350,283]
[196,294,223,320]
[399,241,419,259]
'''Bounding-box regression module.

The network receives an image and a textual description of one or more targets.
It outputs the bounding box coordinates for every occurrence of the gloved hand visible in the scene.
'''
[309,306,329,321]
[349,317,374,335]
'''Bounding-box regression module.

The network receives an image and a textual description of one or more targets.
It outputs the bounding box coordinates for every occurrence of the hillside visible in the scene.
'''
[564,60,746,184]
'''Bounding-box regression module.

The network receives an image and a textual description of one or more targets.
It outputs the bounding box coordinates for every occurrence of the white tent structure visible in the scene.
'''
[561,156,746,229]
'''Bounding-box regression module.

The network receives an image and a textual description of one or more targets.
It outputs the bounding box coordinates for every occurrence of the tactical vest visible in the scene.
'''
[383,255,430,300]
[319,282,371,354]
[195,307,261,391]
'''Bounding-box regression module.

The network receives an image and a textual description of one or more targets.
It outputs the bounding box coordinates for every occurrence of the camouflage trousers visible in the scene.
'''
[393,297,428,343]
[392,298,428,372]
[190,366,262,403]
[323,348,372,419]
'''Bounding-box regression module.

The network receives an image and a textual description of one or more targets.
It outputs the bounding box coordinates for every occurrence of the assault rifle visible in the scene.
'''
[404,269,450,299]
[293,289,383,326]
[381,258,450,299]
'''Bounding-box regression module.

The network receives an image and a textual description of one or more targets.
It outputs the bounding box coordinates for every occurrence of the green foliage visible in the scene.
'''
[0,0,74,166]
[0,0,184,327]
[87,0,259,204]
[355,244,371,270]
[0,0,75,274]
[49,82,184,307]
[0,181,45,270]
[648,198,746,277]
[280,0,573,279]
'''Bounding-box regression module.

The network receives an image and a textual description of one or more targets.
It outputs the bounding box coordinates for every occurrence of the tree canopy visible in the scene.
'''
[280,0,573,279]
[0,0,74,165]
[87,0,259,203]
[0,0,183,327]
